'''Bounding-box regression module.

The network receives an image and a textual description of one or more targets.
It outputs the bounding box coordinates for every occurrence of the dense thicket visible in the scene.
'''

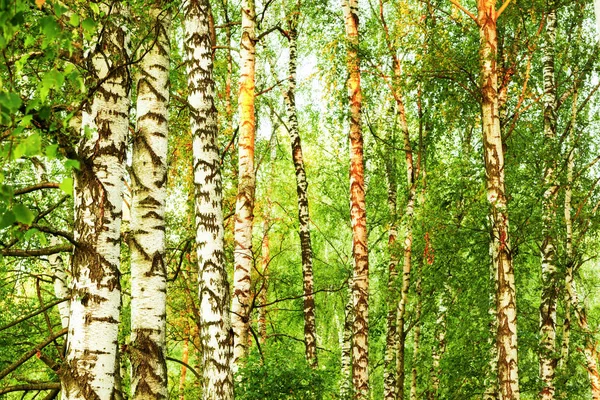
[2,0,600,399]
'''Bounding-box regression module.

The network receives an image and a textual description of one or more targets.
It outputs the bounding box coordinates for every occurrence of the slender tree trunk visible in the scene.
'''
[184,0,234,397]
[477,1,520,398]
[179,324,189,400]
[431,291,447,400]
[410,258,423,400]
[485,239,500,400]
[383,139,399,400]
[49,238,70,330]
[258,219,269,344]
[539,6,559,399]
[559,89,600,399]
[232,0,257,369]
[343,1,369,397]
[284,2,317,368]
[62,4,130,398]
[340,277,354,400]
[568,274,600,398]
[395,76,416,400]
[560,86,577,369]
[130,5,170,399]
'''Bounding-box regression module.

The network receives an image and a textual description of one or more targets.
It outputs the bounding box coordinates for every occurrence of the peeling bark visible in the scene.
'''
[343,0,369,397]
[477,1,520,398]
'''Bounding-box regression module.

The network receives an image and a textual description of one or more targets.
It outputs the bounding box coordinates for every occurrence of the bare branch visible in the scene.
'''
[0,383,61,395]
[448,0,478,25]
[0,244,73,257]
[14,183,60,196]
[496,0,513,19]
[166,356,200,379]
[0,298,69,332]
[0,328,67,380]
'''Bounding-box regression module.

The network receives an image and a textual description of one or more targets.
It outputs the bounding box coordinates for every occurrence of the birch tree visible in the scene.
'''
[539,3,559,398]
[343,0,369,397]
[184,0,234,397]
[284,0,317,368]
[232,0,257,369]
[130,2,170,398]
[62,2,131,398]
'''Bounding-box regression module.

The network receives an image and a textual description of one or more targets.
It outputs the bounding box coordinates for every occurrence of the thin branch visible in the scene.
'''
[0,383,61,395]
[256,76,292,97]
[496,0,512,19]
[0,328,67,380]
[257,25,286,41]
[14,183,60,196]
[257,280,347,309]
[166,356,200,379]
[30,224,77,246]
[268,333,334,353]
[0,298,69,332]
[448,0,478,25]
[0,244,73,257]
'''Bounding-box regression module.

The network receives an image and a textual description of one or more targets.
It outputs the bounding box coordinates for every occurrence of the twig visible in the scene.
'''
[0,298,69,332]
[0,328,67,380]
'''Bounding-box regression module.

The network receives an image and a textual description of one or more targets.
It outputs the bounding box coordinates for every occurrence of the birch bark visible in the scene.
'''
[62,3,130,398]
[130,4,170,399]
[184,0,234,397]
[539,6,559,399]
[232,0,257,369]
[343,0,369,397]
[478,1,520,398]
[284,1,317,368]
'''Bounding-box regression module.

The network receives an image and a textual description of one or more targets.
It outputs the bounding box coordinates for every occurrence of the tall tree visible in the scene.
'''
[232,0,257,369]
[184,0,234,397]
[62,2,131,398]
[477,0,520,398]
[130,2,170,399]
[284,0,317,368]
[343,0,369,397]
[383,130,398,400]
[539,3,559,398]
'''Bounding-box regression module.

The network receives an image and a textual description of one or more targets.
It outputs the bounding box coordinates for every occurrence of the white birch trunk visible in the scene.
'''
[539,6,559,399]
[62,4,130,399]
[184,0,234,397]
[232,0,257,370]
[130,4,170,399]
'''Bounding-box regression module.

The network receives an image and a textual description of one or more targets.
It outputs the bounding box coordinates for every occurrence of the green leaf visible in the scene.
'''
[13,204,34,225]
[89,2,100,15]
[64,159,80,170]
[82,18,96,39]
[40,69,65,100]
[40,16,60,41]
[69,13,80,27]
[45,144,59,159]
[0,92,22,113]
[0,211,15,229]
[13,133,42,159]
[59,177,73,196]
